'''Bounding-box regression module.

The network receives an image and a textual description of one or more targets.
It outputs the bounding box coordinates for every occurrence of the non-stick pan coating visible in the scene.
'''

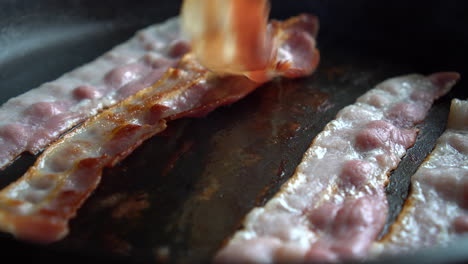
[0,0,467,263]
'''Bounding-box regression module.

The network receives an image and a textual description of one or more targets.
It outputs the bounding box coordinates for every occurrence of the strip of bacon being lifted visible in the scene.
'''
[215,73,460,263]
[181,0,319,82]
[370,98,468,257]
[0,14,319,243]
[182,0,272,75]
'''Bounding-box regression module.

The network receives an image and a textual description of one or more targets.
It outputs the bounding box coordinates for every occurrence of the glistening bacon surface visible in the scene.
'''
[0,15,320,243]
[371,99,468,256]
[215,72,460,263]
[0,17,189,170]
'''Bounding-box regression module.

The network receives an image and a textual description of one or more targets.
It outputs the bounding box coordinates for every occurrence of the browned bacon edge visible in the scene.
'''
[0,14,319,243]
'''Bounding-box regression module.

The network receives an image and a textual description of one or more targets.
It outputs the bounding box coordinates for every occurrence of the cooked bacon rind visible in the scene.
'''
[0,15,320,243]
[215,72,460,263]
[370,98,468,256]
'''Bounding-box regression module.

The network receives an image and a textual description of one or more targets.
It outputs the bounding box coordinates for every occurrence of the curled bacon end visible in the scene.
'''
[246,14,320,83]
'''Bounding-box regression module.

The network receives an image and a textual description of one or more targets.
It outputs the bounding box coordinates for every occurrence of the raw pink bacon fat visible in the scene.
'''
[0,17,188,169]
[371,98,468,256]
[215,72,460,263]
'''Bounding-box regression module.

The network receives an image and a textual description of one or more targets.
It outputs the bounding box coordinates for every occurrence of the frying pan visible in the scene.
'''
[0,0,467,263]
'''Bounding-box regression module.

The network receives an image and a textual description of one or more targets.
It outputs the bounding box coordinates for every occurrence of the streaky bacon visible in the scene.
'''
[0,14,319,243]
[0,17,186,170]
[215,72,460,263]
[370,98,468,257]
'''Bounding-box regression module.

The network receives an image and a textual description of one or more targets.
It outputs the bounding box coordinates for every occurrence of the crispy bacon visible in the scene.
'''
[371,99,468,256]
[0,14,319,243]
[215,72,460,263]
[0,17,186,170]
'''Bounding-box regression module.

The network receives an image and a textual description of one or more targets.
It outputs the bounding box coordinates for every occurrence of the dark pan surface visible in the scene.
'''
[0,0,467,263]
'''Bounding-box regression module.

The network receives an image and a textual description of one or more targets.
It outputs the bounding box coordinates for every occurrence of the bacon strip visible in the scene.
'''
[371,98,468,257]
[182,0,271,74]
[0,15,319,243]
[182,6,320,83]
[215,72,460,263]
[0,17,189,170]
